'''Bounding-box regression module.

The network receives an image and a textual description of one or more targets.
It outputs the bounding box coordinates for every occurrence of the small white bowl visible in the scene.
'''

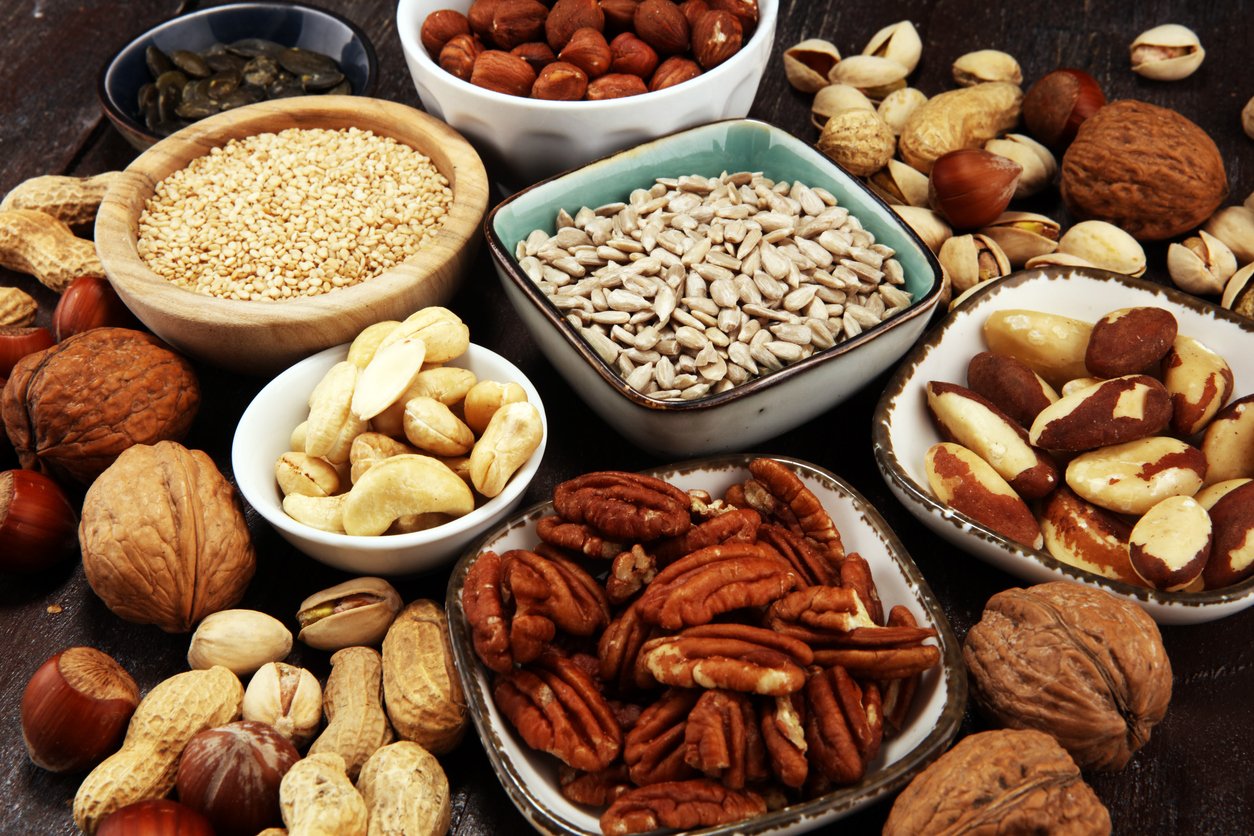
[446,454,966,836]
[873,267,1254,625]
[232,342,547,575]
[396,0,778,185]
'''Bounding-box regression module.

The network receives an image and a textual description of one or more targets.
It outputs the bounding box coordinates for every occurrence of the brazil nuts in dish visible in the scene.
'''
[137,127,453,300]
[515,171,912,401]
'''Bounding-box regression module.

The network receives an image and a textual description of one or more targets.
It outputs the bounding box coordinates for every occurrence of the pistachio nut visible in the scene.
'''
[938,233,1011,292]
[1024,252,1098,271]
[1057,220,1146,276]
[877,87,927,135]
[297,576,403,651]
[1167,230,1237,295]
[828,54,909,100]
[952,49,1023,86]
[1130,24,1205,81]
[1244,97,1254,141]
[244,661,323,748]
[1221,262,1254,318]
[862,20,922,74]
[891,205,953,254]
[275,451,341,498]
[188,609,293,676]
[867,158,930,207]
[978,212,1061,267]
[816,109,896,177]
[983,133,1057,198]
[1203,206,1254,264]
[784,39,842,93]
[811,83,875,129]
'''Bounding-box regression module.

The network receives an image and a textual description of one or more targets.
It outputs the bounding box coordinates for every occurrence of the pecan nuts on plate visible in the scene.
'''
[461,460,942,835]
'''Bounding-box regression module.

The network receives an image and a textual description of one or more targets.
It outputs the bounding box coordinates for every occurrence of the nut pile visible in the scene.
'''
[276,307,544,535]
[419,0,757,100]
[137,127,453,301]
[462,459,941,835]
[923,304,1254,592]
[517,170,912,401]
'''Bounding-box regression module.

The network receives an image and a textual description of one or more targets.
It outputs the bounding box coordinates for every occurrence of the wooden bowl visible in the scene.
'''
[96,95,488,375]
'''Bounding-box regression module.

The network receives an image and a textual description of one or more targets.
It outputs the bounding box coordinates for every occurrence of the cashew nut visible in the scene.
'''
[346,320,401,368]
[349,432,417,484]
[463,380,528,435]
[377,306,469,363]
[469,401,544,498]
[402,397,475,457]
[351,336,427,421]
[276,452,341,498]
[342,455,474,536]
[305,361,367,463]
[283,493,348,533]
[371,366,478,437]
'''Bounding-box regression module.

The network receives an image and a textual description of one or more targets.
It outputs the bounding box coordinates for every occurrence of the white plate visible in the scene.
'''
[446,454,966,836]
[873,267,1254,625]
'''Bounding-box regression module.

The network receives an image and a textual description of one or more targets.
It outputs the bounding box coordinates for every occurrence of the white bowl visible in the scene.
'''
[873,267,1254,625]
[446,454,966,836]
[232,342,547,575]
[396,0,777,185]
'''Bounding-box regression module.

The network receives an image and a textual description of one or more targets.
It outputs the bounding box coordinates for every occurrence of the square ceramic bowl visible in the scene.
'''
[396,0,777,186]
[446,454,966,836]
[873,267,1254,625]
[232,341,547,576]
[486,119,943,458]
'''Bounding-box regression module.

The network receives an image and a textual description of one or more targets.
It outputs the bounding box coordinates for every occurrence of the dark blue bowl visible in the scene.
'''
[98,1,377,150]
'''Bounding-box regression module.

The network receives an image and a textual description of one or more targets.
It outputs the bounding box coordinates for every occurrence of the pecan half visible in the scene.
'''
[598,601,661,693]
[804,666,883,785]
[765,585,878,644]
[502,549,611,664]
[812,645,942,680]
[841,551,884,625]
[558,763,633,807]
[761,693,809,789]
[748,457,845,559]
[636,542,797,630]
[624,688,700,786]
[494,653,622,772]
[463,551,512,673]
[537,514,624,559]
[758,522,840,586]
[683,689,768,789]
[599,779,767,836]
[641,623,813,696]
[554,471,692,540]
[605,545,657,605]
[651,507,761,564]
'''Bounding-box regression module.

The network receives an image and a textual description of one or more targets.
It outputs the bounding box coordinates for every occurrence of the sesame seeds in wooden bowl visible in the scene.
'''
[96,95,488,375]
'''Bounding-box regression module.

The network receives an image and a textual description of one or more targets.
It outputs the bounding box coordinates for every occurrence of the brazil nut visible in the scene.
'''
[1201,394,1254,484]
[1162,335,1234,436]
[1084,306,1177,378]
[1065,436,1207,516]
[1029,375,1172,452]
[1128,495,1212,591]
[966,350,1059,428]
[925,441,1043,549]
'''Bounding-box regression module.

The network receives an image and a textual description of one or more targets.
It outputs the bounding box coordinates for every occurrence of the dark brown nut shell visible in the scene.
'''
[1,327,199,485]
[964,581,1172,771]
[883,728,1111,836]
[1085,306,1178,378]
[967,350,1057,428]
[1060,100,1228,241]
[79,440,255,633]
[1029,374,1172,452]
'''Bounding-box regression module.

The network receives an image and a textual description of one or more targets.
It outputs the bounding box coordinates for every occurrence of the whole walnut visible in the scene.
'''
[884,729,1111,835]
[80,440,255,633]
[1060,100,1227,241]
[1,327,199,484]
[963,581,1171,771]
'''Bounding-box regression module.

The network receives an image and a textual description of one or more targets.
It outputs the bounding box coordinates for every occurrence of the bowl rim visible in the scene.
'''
[872,265,1254,610]
[97,0,380,144]
[231,340,548,553]
[484,117,944,413]
[396,0,778,112]
[445,452,968,836]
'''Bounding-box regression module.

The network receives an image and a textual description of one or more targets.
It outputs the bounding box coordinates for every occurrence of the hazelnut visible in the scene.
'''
[546,0,605,51]
[649,55,700,90]
[587,72,649,99]
[559,27,612,78]
[0,325,53,377]
[511,40,557,73]
[0,468,78,573]
[609,32,658,78]
[470,49,538,96]
[467,0,505,40]
[928,148,1022,229]
[707,0,758,33]
[601,0,641,31]
[691,9,742,70]
[677,0,710,29]
[634,0,690,55]
[98,800,214,836]
[176,721,300,836]
[1022,67,1106,150]
[439,33,484,81]
[490,0,548,49]
[419,9,471,55]
[52,275,140,342]
[532,60,590,99]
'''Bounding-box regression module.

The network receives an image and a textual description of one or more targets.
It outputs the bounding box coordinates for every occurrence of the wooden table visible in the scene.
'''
[2,1,1252,833]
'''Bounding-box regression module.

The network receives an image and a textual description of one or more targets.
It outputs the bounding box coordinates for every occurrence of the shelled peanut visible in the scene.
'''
[922,305,1254,592]
[276,306,544,535]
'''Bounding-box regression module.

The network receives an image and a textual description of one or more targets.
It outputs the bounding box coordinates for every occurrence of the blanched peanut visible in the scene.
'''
[463,380,528,435]
[469,401,544,498]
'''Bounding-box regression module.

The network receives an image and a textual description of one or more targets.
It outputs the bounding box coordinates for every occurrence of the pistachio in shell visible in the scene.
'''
[783,39,841,93]
[296,577,403,651]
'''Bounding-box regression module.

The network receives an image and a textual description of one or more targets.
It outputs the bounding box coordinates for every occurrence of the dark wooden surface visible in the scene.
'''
[3,1,1253,833]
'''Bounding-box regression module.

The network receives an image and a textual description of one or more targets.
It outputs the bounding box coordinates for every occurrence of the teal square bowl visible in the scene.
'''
[486,119,943,457]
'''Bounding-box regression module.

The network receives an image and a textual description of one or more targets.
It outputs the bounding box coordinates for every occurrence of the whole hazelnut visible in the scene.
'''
[176,721,300,836]
[707,0,758,33]
[52,275,141,342]
[0,326,54,377]
[491,0,549,50]
[21,647,139,773]
[649,55,701,90]
[587,72,649,99]
[0,467,79,573]
[470,49,538,96]
[600,0,641,31]
[467,0,505,40]
[546,0,605,51]
[609,32,658,77]
[634,0,690,55]
[439,33,484,81]
[559,27,612,78]
[691,9,743,70]
[511,40,557,73]
[97,800,214,836]
[420,9,471,55]
[1022,68,1106,150]
[677,0,710,29]
[532,60,590,99]
[928,148,1022,229]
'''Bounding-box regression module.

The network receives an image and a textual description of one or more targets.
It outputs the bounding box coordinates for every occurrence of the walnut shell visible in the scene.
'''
[1,327,199,484]
[963,581,1171,771]
[1060,100,1227,241]
[884,729,1111,835]
[80,440,255,633]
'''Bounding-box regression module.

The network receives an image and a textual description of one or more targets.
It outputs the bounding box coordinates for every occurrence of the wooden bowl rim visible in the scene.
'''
[96,95,488,327]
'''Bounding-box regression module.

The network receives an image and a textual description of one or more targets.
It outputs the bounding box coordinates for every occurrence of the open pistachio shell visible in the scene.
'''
[828,54,910,100]
[811,83,875,128]
[877,87,927,135]
[1057,220,1146,277]
[1167,230,1237,295]
[297,576,404,651]
[784,39,842,93]
[978,212,1061,267]
[862,20,922,74]
[868,158,930,207]
[952,49,1023,86]
[1024,252,1098,270]
[1221,262,1254,318]
[892,205,953,253]
[1203,206,1254,264]
[938,233,1010,292]
[1131,24,1205,81]
[984,134,1057,199]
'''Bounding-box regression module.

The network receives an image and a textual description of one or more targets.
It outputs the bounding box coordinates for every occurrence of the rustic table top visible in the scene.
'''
[2,1,1252,833]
